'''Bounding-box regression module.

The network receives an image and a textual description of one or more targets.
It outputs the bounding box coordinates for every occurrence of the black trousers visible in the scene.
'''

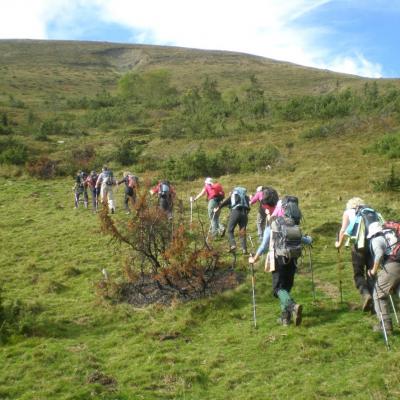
[351,246,374,295]
[124,187,136,209]
[227,208,248,251]
[272,256,297,297]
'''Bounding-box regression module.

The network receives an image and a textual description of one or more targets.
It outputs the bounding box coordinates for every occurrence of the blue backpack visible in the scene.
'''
[231,187,250,210]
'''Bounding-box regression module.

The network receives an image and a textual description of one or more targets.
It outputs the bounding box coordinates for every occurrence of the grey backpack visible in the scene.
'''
[272,216,302,261]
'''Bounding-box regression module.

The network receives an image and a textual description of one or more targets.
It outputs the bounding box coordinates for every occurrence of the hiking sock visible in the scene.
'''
[277,289,293,312]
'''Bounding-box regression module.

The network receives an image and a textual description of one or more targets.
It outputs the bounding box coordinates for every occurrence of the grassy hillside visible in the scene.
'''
[1,40,400,399]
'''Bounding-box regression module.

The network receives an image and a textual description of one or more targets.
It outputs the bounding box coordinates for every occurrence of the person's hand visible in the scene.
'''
[249,256,256,264]
[368,269,376,278]
[213,207,219,213]
[335,241,341,249]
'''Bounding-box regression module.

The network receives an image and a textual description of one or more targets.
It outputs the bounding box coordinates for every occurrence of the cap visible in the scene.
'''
[256,186,263,192]
[205,177,213,185]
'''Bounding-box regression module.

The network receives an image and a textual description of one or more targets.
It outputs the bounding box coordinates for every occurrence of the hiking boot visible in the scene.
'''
[242,249,248,255]
[228,245,237,253]
[111,208,115,214]
[290,303,303,326]
[220,227,226,237]
[361,293,373,312]
[277,311,291,326]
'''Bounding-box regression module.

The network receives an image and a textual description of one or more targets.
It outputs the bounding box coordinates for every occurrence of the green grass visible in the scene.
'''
[1,177,400,399]
[1,39,400,399]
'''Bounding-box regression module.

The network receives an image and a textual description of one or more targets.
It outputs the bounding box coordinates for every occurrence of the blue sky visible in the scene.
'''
[0,0,399,78]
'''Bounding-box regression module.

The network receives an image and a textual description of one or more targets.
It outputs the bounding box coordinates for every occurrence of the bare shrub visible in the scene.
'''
[26,156,57,179]
[99,189,238,306]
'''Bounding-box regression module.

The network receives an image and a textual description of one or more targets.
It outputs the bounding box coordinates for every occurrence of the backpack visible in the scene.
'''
[159,181,171,199]
[281,195,302,225]
[382,221,400,262]
[209,182,225,201]
[89,173,98,187]
[346,206,384,248]
[127,174,139,189]
[272,216,303,261]
[103,170,113,185]
[230,187,250,210]
[260,187,279,207]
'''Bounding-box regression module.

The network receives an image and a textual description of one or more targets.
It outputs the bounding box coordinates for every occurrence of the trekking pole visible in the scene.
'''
[189,197,193,230]
[248,234,257,329]
[389,294,399,326]
[307,245,316,301]
[379,309,390,350]
[336,232,344,304]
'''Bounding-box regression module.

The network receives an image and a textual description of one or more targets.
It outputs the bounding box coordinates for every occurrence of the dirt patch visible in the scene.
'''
[120,268,245,307]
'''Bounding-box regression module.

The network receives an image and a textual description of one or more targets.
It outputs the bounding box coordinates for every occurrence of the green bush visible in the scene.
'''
[363,132,400,159]
[0,138,29,165]
[66,91,118,110]
[372,166,400,192]
[163,145,280,181]
[114,139,144,166]
[119,69,179,108]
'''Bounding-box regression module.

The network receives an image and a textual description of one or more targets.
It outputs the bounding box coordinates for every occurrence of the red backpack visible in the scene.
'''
[209,182,224,201]
[127,175,139,189]
[382,221,400,262]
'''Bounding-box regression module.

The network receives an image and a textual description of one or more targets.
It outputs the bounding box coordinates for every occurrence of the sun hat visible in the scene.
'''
[367,221,383,239]
[256,186,263,192]
[205,177,213,185]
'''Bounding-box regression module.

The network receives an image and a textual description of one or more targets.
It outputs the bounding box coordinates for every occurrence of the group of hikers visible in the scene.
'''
[73,166,175,216]
[73,171,400,337]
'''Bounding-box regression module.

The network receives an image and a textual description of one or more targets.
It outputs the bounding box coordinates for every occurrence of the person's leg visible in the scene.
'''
[273,259,301,325]
[74,191,80,208]
[227,210,239,250]
[208,199,221,236]
[238,210,248,253]
[256,210,266,241]
[351,247,372,311]
[372,263,400,332]
[83,189,88,208]
[106,186,115,212]
[91,188,97,210]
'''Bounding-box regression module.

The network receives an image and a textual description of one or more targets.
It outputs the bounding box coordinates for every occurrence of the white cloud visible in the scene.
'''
[321,53,383,78]
[0,0,385,78]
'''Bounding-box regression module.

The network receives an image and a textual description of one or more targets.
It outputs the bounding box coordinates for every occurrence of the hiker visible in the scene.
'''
[249,196,312,326]
[191,177,225,238]
[117,172,139,214]
[96,166,116,213]
[214,186,250,254]
[85,170,99,211]
[73,170,88,208]
[366,222,400,335]
[150,180,175,219]
[250,186,279,241]
[335,197,379,311]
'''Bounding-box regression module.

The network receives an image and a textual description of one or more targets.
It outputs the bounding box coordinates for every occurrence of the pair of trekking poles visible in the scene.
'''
[377,291,399,351]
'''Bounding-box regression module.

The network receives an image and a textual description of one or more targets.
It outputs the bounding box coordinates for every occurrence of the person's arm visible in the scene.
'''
[335,212,350,249]
[149,183,159,195]
[250,191,261,205]
[215,196,231,211]
[368,237,386,277]
[249,227,271,264]
[95,174,102,189]
[193,187,206,201]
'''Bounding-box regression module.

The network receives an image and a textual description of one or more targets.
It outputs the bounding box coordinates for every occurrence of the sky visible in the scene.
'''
[0,0,399,78]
